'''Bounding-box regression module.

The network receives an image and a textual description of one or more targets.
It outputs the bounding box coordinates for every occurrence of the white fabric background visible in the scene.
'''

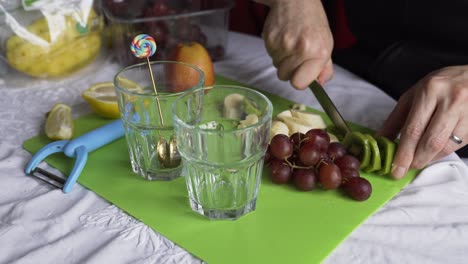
[1,32,468,264]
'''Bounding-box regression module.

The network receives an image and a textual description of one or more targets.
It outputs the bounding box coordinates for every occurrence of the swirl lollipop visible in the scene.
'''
[130,34,165,127]
[130,34,157,58]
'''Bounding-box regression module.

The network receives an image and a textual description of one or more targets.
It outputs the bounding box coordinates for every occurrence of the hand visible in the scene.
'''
[255,0,334,89]
[378,66,468,179]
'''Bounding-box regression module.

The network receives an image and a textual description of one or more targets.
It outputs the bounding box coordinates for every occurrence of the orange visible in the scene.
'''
[166,42,215,92]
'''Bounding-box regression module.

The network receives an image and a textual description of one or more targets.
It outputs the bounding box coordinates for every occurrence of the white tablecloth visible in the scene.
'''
[1,32,468,264]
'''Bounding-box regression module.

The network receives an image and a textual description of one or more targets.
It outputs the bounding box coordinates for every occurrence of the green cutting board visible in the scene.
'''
[23,75,417,264]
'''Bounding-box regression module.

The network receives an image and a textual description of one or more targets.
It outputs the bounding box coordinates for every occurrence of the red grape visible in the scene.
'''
[335,155,361,171]
[293,169,317,191]
[327,142,347,160]
[319,163,342,190]
[150,1,170,16]
[266,127,372,201]
[288,153,304,167]
[305,129,330,151]
[269,159,292,184]
[342,177,372,201]
[341,169,360,181]
[146,22,169,48]
[298,143,321,166]
[290,132,305,150]
[270,134,294,160]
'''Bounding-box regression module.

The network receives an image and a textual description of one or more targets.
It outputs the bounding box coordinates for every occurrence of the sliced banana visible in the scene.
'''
[291,103,306,111]
[270,120,289,141]
[238,114,259,128]
[290,110,327,129]
[274,109,327,135]
[280,116,315,135]
[276,110,293,120]
[328,133,339,143]
[223,93,245,119]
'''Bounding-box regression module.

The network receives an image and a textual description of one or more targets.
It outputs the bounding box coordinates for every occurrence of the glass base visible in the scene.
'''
[131,163,182,181]
[189,198,257,220]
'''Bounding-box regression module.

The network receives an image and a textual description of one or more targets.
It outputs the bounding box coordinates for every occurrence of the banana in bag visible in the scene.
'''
[1,0,104,78]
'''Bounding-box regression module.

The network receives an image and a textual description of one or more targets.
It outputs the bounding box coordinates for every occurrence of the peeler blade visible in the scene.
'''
[30,167,66,189]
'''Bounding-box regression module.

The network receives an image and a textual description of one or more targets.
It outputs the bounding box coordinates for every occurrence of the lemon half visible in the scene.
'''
[82,80,142,119]
[45,103,74,140]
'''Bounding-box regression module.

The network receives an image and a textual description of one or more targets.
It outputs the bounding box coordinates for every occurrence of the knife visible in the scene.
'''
[309,80,352,135]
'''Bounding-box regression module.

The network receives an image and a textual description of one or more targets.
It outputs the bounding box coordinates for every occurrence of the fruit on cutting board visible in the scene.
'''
[266,129,373,201]
[267,103,397,178]
[82,80,142,119]
[376,136,396,175]
[265,125,398,201]
[166,41,215,92]
[45,103,74,140]
[6,9,103,78]
[342,131,396,174]
[270,108,338,142]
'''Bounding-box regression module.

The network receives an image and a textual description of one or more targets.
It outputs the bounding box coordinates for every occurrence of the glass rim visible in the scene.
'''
[113,60,205,98]
[171,85,273,134]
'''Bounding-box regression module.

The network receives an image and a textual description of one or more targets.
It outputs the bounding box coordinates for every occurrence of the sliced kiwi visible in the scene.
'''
[242,97,261,116]
[363,134,382,173]
[343,132,371,169]
[376,135,396,175]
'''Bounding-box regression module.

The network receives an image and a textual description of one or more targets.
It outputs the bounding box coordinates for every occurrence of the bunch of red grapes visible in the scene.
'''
[265,129,372,201]
[104,0,226,65]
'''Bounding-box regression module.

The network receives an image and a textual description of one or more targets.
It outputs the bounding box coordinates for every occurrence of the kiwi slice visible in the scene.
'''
[343,132,371,169]
[376,136,396,175]
[242,97,261,116]
[363,134,382,173]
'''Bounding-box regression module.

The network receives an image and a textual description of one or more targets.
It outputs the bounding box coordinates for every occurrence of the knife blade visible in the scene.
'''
[309,80,352,135]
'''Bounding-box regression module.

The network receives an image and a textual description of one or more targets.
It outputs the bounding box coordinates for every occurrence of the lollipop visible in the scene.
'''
[130,34,165,127]
[130,34,157,58]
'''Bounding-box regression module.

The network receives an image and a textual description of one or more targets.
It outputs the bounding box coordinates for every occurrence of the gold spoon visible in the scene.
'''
[157,135,181,168]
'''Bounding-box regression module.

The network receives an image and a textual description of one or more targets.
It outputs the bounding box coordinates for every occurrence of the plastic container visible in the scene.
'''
[102,0,234,66]
[0,0,105,83]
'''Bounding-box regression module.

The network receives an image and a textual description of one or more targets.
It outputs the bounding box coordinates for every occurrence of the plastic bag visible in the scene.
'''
[0,0,104,82]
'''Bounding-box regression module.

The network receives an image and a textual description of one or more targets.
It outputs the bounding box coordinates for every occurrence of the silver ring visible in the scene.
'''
[449,134,463,145]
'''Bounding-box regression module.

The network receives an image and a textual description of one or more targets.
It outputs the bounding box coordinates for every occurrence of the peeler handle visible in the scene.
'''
[64,119,125,157]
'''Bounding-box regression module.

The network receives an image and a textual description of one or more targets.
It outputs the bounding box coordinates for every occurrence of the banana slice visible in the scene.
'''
[276,110,293,120]
[290,110,327,129]
[291,103,306,111]
[223,93,245,119]
[270,120,289,141]
[280,116,314,135]
[238,114,259,128]
[328,133,339,143]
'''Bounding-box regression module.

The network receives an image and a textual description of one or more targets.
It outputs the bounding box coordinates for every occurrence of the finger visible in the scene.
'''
[411,106,459,169]
[262,26,281,58]
[276,54,303,81]
[390,91,437,179]
[291,58,328,89]
[433,118,468,161]
[272,51,292,69]
[376,90,414,140]
[317,59,334,85]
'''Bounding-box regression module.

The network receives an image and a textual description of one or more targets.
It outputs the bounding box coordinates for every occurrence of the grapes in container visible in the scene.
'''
[102,0,234,66]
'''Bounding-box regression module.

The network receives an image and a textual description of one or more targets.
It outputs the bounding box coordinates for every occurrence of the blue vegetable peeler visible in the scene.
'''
[25,119,125,193]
